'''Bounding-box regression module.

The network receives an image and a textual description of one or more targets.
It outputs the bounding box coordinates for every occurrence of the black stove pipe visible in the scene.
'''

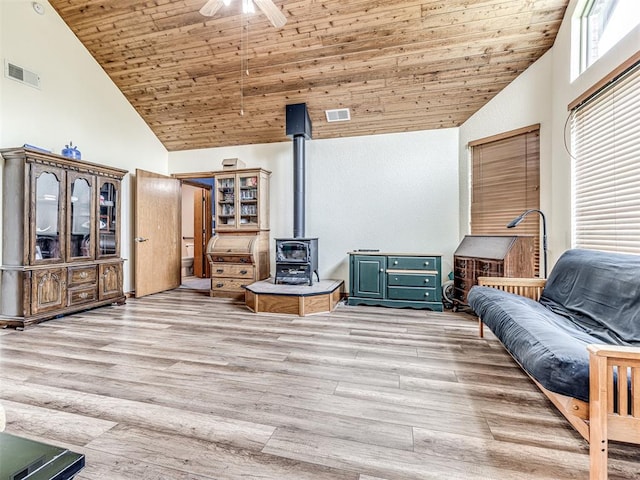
[286,103,312,239]
[293,135,305,238]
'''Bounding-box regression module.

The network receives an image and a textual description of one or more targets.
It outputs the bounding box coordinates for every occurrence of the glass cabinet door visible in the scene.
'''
[32,166,65,264]
[97,179,119,257]
[67,173,94,261]
[215,175,236,230]
[238,174,259,229]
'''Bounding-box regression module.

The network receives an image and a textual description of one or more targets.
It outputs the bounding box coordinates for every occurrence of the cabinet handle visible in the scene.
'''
[80,271,88,279]
[425,292,430,297]
[424,278,430,283]
[424,261,430,266]
[393,261,398,265]
[134,237,148,243]
[216,283,224,288]
[380,269,384,272]
[240,270,248,275]
[80,292,88,299]
[216,269,224,273]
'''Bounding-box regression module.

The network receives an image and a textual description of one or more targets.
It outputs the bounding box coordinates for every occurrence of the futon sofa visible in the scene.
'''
[468,248,640,480]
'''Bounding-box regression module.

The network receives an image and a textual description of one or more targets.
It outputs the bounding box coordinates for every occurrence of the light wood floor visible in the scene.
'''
[2,289,640,479]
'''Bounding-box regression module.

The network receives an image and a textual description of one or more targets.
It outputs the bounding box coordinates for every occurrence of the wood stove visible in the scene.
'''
[275,238,319,286]
[276,104,319,286]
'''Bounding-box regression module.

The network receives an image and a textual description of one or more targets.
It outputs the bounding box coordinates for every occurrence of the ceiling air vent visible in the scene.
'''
[325,108,350,122]
[4,60,41,89]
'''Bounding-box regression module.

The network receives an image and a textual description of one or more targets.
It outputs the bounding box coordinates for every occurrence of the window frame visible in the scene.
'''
[576,0,639,74]
[570,53,640,254]
[469,125,541,275]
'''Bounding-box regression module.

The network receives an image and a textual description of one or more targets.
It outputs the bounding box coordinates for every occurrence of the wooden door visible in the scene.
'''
[135,169,181,297]
[193,186,212,278]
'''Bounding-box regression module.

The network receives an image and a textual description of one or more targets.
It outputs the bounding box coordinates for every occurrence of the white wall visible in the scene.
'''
[459,0,640,270]
[7,0,631,292]
[548,0,640,263]
[0,0,169,292]
[458,51,554,257]
[458,52,554,221]
[170,128,460,285]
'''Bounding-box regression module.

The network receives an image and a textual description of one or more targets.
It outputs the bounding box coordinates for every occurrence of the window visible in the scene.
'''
[577,0,640,73]
[571,59,640,253]
[470,126,541,275]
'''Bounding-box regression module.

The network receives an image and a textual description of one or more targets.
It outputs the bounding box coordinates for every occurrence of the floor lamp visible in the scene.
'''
[506,209,548,278]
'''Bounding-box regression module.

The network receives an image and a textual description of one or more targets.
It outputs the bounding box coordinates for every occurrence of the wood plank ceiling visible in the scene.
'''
[49,0,569,151]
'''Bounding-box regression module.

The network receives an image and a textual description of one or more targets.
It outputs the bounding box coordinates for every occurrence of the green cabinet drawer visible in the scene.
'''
[388,256,438,271]
[387,273,438,287]
[388,286,438,302]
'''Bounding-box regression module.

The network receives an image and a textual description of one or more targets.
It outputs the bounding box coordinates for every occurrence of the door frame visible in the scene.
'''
[181,178,213,278]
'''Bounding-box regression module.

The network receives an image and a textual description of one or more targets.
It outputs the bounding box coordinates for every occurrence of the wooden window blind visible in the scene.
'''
[470,127,541,274]
[572,60,640,254]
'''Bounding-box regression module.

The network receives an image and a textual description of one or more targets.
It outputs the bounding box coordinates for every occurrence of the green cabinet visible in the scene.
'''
[348,252,443,311]
[351,255,386,298]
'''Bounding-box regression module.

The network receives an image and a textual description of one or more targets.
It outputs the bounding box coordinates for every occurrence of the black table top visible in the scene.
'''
[0,432,85,480]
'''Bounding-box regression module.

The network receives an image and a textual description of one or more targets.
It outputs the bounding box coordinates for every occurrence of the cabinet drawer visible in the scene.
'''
[68,266,97,286]
[388,286,438,302]
[208,254,253,264]
[387,273,438,287]
[388,256,438,271]
[210,278,249,292]
[68,285,98,306]
[476,260,503,276]
[211,263,255,278]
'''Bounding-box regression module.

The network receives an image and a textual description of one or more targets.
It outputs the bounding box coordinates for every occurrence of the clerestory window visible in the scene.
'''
[576,0,640,74]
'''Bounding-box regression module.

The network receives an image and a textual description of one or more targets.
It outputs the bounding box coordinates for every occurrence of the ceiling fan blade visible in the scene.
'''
[200,0,225,17]
[252,0,287,28]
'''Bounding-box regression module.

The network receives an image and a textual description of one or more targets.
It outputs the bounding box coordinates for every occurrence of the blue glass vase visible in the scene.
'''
[61,142,81,160]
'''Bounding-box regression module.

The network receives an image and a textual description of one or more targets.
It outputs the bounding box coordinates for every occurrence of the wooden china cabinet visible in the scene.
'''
[206,168,271,298]
[214,169,270,232]
[0,147,127,328]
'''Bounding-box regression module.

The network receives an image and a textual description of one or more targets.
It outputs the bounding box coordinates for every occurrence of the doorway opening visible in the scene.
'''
[180,178,214,291]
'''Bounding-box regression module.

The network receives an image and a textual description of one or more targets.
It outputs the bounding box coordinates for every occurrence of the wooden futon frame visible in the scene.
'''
[477,276,640,480]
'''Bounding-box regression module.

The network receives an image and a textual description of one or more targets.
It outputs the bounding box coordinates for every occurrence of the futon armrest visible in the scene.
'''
[587,344,640,359]
[476,277,547,301]
[587,343,640,447]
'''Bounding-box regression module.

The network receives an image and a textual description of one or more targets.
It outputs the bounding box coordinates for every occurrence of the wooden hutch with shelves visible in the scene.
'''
[205,168,271,298]
[0,147,127,328]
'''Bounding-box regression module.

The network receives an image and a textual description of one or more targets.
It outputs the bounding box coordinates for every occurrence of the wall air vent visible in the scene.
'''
[4,60,41,89]
[325,108,350,122]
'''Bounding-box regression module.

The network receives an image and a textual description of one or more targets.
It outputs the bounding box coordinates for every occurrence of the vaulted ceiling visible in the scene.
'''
[49,0,569,151]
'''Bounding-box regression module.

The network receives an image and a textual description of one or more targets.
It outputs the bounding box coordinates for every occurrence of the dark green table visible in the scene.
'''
[0,432,85,480]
